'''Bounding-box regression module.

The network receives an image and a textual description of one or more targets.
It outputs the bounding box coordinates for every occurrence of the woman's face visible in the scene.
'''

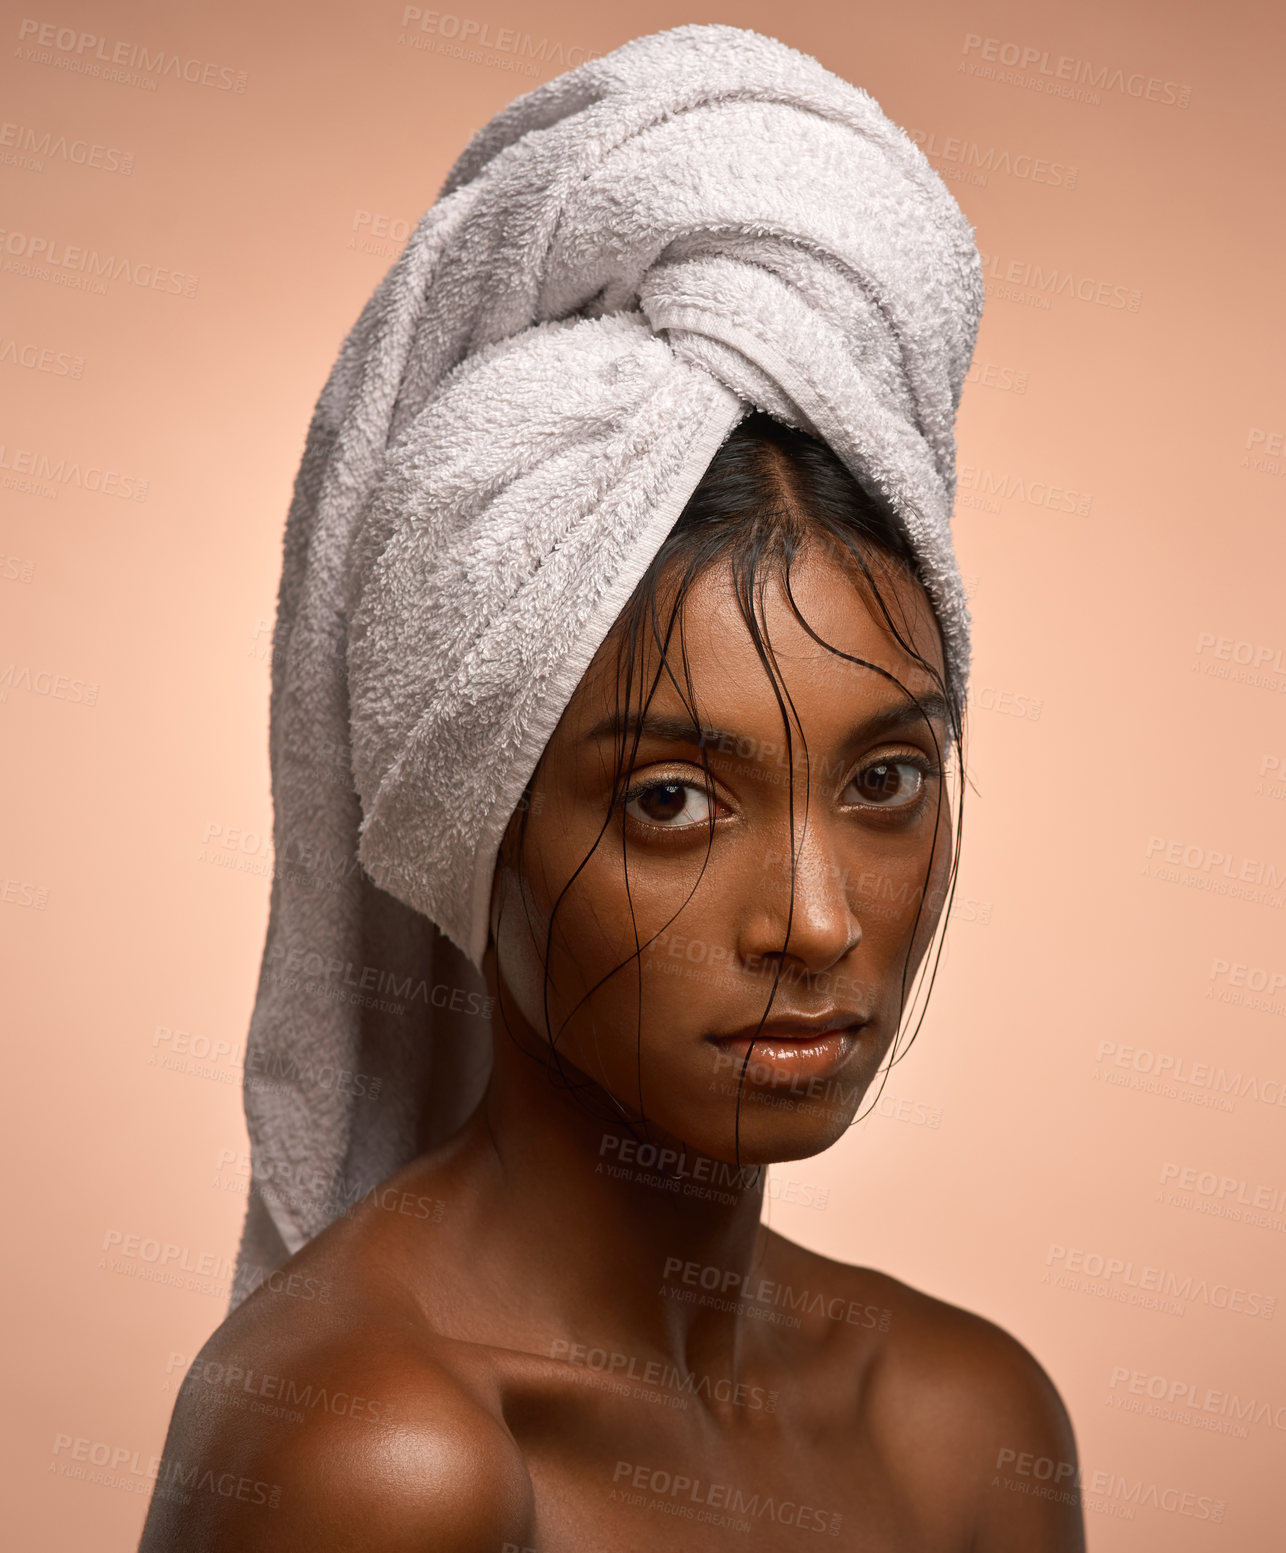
[486,535,956,1164]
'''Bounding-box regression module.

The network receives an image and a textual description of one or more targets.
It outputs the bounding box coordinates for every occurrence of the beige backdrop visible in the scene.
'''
[3,0,1283,1547]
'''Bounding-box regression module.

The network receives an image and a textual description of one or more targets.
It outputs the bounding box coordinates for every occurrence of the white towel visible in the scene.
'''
[231,21,983,1304]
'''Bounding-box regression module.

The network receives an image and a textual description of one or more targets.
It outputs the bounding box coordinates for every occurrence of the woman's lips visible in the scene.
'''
[706,1026,864,1086]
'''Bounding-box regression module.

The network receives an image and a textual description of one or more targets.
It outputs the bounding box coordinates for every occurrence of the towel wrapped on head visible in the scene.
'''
[232,22,983,1302]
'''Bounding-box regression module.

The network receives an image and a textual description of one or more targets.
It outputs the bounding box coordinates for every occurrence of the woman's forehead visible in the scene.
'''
[568,544,945,734]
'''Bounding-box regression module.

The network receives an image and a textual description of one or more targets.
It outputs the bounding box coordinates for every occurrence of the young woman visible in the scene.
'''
[139,24,1084,1552]
[139,413,1083,1551]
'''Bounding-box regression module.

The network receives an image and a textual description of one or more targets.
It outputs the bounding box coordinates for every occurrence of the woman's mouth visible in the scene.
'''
[705,1025,865,1087]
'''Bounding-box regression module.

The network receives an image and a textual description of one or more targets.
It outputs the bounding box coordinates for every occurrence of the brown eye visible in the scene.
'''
[847,759,929,808]
[623,779,715,829]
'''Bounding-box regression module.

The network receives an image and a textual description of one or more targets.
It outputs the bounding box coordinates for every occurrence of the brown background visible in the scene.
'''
[3,0,1283,1547]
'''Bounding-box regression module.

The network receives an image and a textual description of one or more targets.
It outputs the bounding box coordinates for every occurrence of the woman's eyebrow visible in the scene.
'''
[584,690,951,752]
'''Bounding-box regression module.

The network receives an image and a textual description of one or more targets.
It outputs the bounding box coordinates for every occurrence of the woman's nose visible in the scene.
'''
[741,817,863,972]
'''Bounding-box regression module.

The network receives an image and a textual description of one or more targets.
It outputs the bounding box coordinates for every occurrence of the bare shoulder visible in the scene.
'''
[878,1268,1084,1547]
[864,1264,1076,1426]
[138,1259,535,1551]
[766,1236,1085,1551]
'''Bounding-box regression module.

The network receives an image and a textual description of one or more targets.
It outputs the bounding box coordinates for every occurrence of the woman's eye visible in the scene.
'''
[846,759,930,808]
[623,779,715,829]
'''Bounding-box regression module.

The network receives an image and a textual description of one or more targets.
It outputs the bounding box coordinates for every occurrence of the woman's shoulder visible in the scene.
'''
[767,1228,1074,1402]
[139,1243,535,1551]
[766,1232,1084,1547]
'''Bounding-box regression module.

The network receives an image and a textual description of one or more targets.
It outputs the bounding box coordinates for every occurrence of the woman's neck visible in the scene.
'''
[417,1052,777,1389]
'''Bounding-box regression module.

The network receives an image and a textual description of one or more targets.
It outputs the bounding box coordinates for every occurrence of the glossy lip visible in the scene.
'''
[710,1010,870,1044]
[705,1013,870,1087]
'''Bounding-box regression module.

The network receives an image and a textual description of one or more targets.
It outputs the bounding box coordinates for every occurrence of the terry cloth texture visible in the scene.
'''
[231,21,983,1304]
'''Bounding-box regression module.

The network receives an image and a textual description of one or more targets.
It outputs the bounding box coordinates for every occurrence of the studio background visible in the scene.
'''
[3,1,1282,1547]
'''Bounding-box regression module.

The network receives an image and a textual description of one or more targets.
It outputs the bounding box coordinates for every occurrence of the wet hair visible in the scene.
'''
[494,409,966,1160]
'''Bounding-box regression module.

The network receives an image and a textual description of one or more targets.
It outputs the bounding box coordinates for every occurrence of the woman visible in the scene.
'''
[140,24,1084,1552]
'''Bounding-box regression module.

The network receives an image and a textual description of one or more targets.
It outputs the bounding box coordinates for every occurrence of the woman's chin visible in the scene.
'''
[694,1107,861,1166]
[603,1099,865,1175]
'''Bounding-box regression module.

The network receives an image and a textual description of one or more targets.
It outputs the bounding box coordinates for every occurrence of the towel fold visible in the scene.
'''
[231,21,983,1304]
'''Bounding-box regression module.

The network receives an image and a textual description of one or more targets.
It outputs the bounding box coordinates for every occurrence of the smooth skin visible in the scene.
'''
[139,536,1085,1552]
